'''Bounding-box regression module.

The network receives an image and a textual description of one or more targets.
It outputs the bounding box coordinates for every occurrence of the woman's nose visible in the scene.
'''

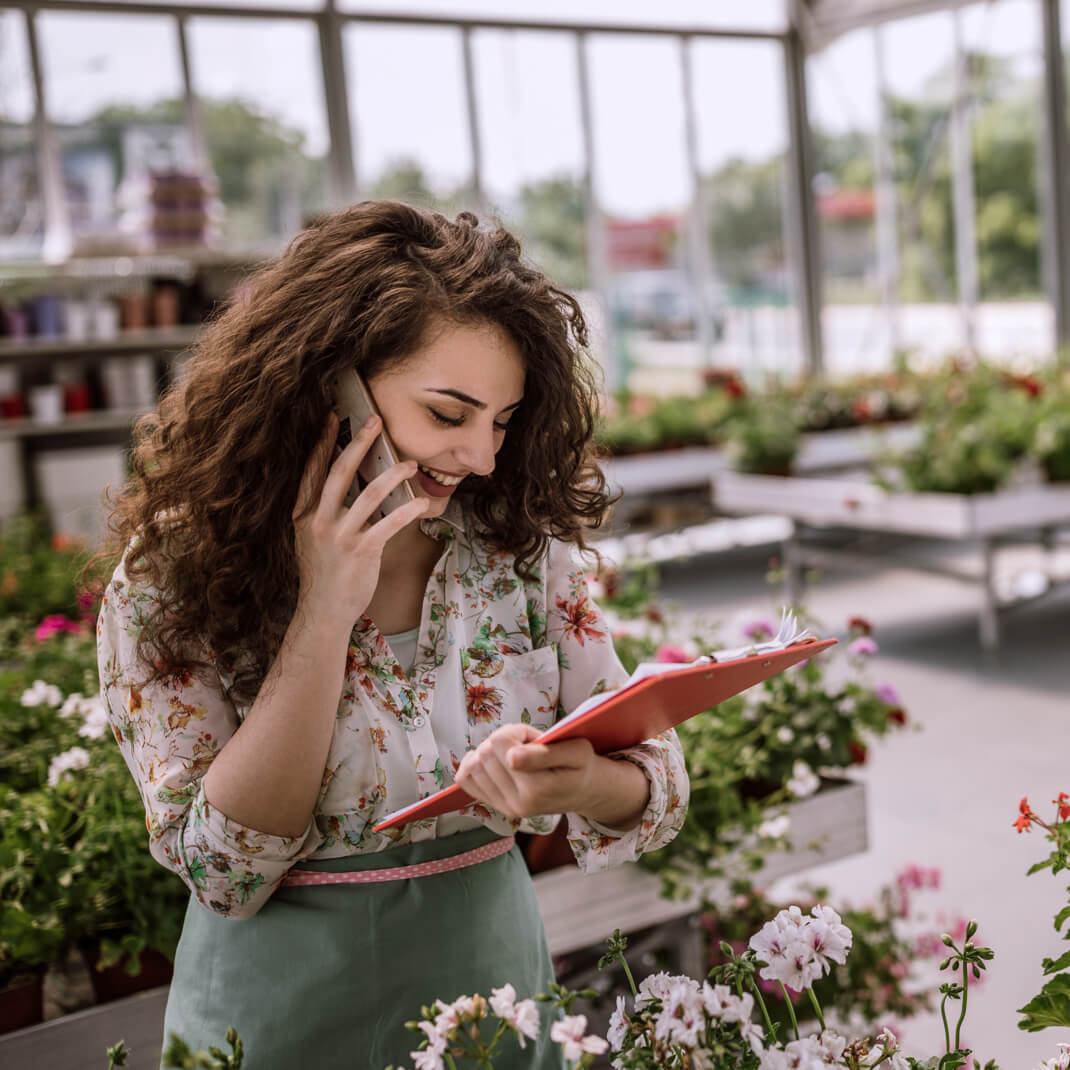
[454,423,498,477]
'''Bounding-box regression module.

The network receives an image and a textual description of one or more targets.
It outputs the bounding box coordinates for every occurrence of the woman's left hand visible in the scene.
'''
[453,723,599,820]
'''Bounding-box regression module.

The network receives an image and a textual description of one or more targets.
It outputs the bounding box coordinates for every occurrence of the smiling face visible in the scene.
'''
[365,320,526,518]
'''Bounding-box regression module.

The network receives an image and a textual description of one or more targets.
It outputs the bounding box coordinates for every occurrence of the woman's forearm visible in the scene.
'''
[202,603,352,838]
[578,755,650,832]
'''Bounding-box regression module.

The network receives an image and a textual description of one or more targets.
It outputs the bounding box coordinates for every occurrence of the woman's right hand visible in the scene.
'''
[292,411,429,628]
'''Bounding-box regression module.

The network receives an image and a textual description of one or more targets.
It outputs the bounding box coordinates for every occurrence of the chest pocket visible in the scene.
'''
[463,644,560,747]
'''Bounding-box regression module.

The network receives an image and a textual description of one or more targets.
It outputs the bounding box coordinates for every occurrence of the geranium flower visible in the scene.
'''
[34,614,84,642]
[848,636,878,656]
[490,984,539,1048]
[786,761,820,798]
[655,644,692,664]
[606,995,629,1050]
[550,1014,608,1059]
[876,683,900,705]
[1033,1042,1070,1070]
[47,746,90,787]
[21,680,63,708]
[1055,792,1070,822]
[848,615,873,636]
[744,619,776,641]
[1015,796,1035,833]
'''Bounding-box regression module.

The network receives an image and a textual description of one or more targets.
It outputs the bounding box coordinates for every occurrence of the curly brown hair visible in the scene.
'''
[87,200,614,705]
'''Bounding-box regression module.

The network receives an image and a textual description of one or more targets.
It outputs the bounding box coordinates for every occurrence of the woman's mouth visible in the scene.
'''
[415,464,465,497]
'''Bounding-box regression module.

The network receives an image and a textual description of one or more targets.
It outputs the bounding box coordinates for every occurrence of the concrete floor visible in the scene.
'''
[651,540,1070,1067]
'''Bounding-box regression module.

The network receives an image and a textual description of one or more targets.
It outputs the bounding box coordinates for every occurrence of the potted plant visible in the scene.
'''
[723,397,800,476]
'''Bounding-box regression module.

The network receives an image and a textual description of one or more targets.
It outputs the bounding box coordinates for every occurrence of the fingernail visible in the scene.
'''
[363,415,379,429]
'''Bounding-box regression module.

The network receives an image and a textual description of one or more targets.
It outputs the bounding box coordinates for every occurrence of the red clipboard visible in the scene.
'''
[373,636,836,832]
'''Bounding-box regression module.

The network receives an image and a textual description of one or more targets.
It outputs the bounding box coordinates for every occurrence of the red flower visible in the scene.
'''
[848,740,868,765]
[848,616,873,636]
[466,681,503,723]
[1019,796,1031,814]
[555,595,606,646]
[1014,814,1032,833]
[1055,792,1070,821]
[888,708,908,726]
[1014,796,1035,833]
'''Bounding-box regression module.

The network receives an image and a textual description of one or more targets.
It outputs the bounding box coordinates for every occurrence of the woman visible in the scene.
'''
[94,201,689,1069]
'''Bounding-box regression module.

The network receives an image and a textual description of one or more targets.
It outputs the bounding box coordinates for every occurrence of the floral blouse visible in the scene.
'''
[97,500,689,919]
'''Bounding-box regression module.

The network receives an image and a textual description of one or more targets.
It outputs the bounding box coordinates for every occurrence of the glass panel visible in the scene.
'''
[0,9,39,259]
[690,37,799,380]
[37,11,188,254]
[337,0,786,33]
[187,16,329,250]
[807,26,888,375]
[882,10,963,361]
[345,24,473,210]
[962,0,1049,360]
[587,34,693,396]
[471,29,586,289]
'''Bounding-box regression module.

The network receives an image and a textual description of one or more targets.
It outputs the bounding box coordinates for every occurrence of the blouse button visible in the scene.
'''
[413,716,426,728]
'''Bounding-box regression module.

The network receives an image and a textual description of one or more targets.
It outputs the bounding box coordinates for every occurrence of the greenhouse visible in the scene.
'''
[1,1,1068,1068]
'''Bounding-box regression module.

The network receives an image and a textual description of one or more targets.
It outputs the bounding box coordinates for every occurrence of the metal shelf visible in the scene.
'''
[0,409,149,443]
[0,327,200,364]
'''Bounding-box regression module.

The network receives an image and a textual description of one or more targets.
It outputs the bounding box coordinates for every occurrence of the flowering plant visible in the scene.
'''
[1013,792,1070,1034]
[606,603,909,898]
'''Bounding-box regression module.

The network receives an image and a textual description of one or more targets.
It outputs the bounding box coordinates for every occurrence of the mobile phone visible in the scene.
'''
[332,367,417,522]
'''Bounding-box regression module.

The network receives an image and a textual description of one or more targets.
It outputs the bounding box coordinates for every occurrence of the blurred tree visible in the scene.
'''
[514,174,588,290]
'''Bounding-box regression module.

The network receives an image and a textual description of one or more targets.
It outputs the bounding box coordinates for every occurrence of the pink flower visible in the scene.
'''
[655,644,692,664]
[876,683,900,704]
[744,619,775,641]
[34,615,84,642]
[848,636,878,656]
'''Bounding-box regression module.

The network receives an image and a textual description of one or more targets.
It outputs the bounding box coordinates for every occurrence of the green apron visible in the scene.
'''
[161,827,567,1070]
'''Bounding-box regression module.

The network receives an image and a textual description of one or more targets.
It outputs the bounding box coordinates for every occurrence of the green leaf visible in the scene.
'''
[1017,973,1070,1031]
[1043,949,1070,975]
[1055,905,1070,933]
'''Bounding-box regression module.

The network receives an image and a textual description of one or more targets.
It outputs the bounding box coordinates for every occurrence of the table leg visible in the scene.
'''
[979,536,999,651]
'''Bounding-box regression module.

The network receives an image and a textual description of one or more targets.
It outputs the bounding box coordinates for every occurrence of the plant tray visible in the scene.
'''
[533,778,866,956]
[713,472,1070,539]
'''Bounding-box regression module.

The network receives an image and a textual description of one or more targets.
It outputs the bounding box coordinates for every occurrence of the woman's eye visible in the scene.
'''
[429,408,510,433]
[429,408,463,427]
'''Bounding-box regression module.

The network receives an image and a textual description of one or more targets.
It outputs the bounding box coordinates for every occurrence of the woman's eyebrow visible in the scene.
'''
[427,388,523,412]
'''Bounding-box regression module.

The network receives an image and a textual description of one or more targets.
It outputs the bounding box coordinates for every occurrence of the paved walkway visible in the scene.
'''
[653,542,1070,1066]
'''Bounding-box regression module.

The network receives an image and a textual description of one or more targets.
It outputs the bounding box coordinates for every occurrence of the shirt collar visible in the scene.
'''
[418,496,466,540]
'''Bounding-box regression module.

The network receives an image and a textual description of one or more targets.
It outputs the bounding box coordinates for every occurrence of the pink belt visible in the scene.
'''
[280,834,516,886]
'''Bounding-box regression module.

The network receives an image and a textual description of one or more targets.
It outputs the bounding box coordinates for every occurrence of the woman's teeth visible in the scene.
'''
[419,464,464,486]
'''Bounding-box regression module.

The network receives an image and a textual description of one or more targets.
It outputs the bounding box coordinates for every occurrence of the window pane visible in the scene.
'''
[38,11,188,253]
[472,29,586,289]
[691,38,800,379]
[187,16,329,250]
[346,24,473,209]
[882,11,963,359]
[807,27,889,375]
[962,0,1049,358]
[337,0,786,33]
[0,9,39,259]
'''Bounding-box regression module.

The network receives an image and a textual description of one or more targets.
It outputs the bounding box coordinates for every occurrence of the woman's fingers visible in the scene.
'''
[319,413,382,515]
[340,459,422,534]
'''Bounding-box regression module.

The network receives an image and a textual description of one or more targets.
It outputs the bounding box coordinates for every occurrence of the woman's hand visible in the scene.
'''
[454,724,651,832]
[292,411,429,629]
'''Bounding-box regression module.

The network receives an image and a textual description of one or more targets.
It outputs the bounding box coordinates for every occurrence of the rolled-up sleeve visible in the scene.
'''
[96,568,317,919]
[543,542,689,874]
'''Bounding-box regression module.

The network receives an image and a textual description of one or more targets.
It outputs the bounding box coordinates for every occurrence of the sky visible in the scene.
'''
[0,0,1055,218]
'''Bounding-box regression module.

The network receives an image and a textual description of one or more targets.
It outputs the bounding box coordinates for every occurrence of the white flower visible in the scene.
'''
[416,1021,447,1053]
[607,995,629,1050]
[786,761,820,798]
[758,814,791,840]
[550,1015,609,1060]
[490,984,538,1049]
[47,746,90,787]
[634,971,678,1009]
[776,726,794,744]
[817,1029,848,1060]
[806,905,853,968]
[410,1048,443,1070]
[1033,1044,1070,1070]
[21,680,63,708]
[815,733,831,751]
[654,981,704,1048]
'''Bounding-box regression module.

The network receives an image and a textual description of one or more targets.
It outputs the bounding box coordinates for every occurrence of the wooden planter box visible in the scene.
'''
[533,777,867,956]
